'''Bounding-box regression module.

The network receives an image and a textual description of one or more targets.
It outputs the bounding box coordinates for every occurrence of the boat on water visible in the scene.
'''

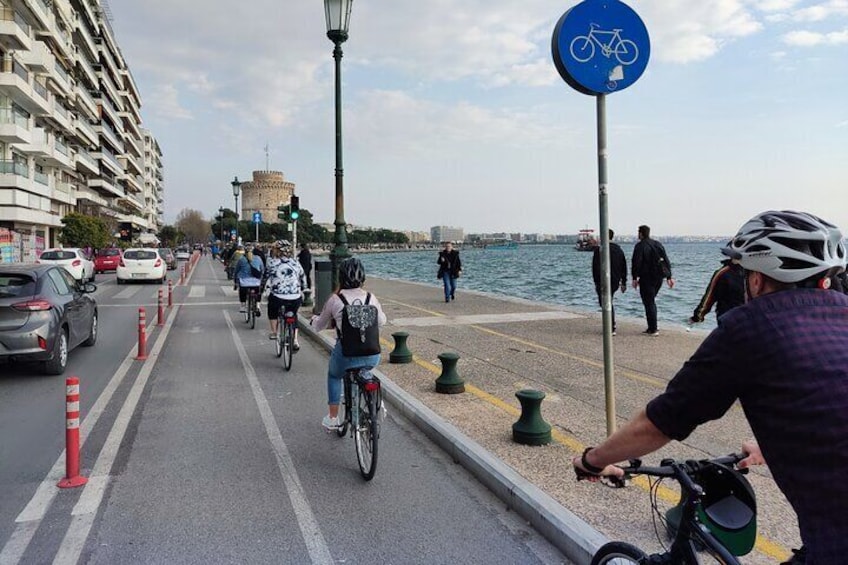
[574,229,599,251]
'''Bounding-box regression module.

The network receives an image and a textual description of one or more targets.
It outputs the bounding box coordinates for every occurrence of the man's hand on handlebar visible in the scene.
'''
[572,448,627,487]
[738,440,766,469]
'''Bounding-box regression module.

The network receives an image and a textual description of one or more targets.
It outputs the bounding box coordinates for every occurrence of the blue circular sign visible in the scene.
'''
[552,0,650,95]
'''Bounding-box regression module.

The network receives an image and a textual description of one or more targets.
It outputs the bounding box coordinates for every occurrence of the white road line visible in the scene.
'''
[52,306,181,565]
[0,316,158,565]
[113,286,142,300]
[224,311,333,565]
[98,301,239,308]
[220,286,239,297]
[188,285,206,298]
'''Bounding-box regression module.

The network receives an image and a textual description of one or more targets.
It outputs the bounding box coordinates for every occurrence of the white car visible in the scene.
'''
[116,248,166,284]
[175,248,191,261]
[38,248,95,283]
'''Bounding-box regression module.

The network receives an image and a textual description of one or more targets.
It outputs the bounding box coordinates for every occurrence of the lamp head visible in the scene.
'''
[325,0,352,42]
[231,176,241,197]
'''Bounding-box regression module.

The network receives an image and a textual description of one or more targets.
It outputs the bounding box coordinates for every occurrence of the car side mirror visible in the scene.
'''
[83,283,97,293]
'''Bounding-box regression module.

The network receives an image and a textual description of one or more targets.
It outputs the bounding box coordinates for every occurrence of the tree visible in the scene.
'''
[59,213,111,249]
[175,208,210,244]
[158,225,181,248]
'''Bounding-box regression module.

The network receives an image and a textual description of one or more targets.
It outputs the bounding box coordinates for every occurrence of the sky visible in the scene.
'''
[108,0,847,236]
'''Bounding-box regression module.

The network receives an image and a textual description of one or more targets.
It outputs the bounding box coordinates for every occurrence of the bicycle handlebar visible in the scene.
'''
[575,453,747,488]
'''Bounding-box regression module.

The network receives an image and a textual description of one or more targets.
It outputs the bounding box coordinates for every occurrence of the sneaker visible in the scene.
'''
[268,333,277,340]
[293,341,300,352]
[239,305,247,313]
[451,293,455,300]
[445,298,450,303]
[321,415,340,431]
[612,330,617,336]
[646,330,659,337]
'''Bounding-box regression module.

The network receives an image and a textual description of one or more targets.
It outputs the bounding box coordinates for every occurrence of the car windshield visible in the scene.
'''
[98,249,120,257]
[40,250,76,260]
[124,250,158,260]
[0,274,36,298]
[157,249,171,257]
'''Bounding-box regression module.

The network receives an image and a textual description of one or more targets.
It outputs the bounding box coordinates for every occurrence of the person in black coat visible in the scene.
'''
[437,242,462,303]
[298,243,313,289]
[631,225,675,336]
[592,229,628,335]
[689,258,745,324]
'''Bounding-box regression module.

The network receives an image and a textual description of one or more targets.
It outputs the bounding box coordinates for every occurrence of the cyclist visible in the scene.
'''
[262,241,306,346]
[572,211,848,565]
[310,258,386,431]
[233,244,264,314]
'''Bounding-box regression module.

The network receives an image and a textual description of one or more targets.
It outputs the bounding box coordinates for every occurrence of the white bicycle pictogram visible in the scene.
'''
[569,23,639,65]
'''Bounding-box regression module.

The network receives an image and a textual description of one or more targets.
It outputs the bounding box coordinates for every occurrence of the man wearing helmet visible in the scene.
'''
[310,258,387,431]
[573,211,848,564]
[262,241,306,347]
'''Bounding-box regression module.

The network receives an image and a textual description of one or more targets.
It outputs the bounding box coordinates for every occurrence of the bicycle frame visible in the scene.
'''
[586,24,624,55]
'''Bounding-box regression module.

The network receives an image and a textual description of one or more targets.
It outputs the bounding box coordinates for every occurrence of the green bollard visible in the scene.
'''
[434,352,464,394]
[302,288,314,308]
[512,389,552,445]
[389,331,413,364]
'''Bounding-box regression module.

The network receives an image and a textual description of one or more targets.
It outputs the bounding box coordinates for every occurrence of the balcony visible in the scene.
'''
[88,172,122,198]
[21,0,49,30]
[49,60,74,97]
[0,107,31,143]
[73,12,97,60]
[96,145,123,176]
[0,60,51,115]
[0,8,32,50]
[97,121,124,154]
[74,46,98,88]
[74,116,98,147]
[0,159,30,177]
[97,92,120,125]
[17,126,48,156]
[34,169,49,186]
[75,86,97,120]
[74,147,98,175]
[51,99,73,132]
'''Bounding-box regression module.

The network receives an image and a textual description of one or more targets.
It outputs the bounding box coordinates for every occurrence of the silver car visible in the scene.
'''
[0,264,98,375]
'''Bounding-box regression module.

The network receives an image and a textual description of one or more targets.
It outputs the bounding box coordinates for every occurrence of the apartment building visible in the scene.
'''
[0,0,162,255]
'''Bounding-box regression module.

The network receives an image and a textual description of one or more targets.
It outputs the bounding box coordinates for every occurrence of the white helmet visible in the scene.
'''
[722,210,846,283]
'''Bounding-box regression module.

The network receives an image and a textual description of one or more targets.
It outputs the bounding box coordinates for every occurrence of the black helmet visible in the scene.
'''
[339,258,365,289]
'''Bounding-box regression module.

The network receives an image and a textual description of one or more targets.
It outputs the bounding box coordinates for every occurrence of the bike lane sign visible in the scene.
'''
[551,0,650,95]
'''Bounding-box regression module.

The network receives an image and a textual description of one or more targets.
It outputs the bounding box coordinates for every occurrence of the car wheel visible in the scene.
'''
[89,271,96,283]
[43,328,69,375]
[82,311,97,347]
[117,278,124,285]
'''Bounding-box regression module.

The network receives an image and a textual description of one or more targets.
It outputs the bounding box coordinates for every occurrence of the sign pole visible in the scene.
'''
[596,94,616,436]
[255,221,258,243]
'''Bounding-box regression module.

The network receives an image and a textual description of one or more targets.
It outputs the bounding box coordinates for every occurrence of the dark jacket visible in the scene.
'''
[298,248,312,274]
[691,260,745,322]
[592,242,628,291]
[632,238,672,282]
[437,249,462,278]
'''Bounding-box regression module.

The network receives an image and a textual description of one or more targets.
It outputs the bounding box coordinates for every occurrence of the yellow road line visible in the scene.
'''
[383,340,788,561]
[383,297,446,318]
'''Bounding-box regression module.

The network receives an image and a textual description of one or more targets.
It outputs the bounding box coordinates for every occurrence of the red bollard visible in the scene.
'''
[168,280,173,308]
[157,289,164,327]
[135,307,148,360]
[58,376,88,488]
[179,265,185,285]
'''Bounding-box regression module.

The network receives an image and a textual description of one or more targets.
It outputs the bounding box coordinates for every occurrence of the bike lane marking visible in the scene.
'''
[224,311,333,565]
[52,306,181,565]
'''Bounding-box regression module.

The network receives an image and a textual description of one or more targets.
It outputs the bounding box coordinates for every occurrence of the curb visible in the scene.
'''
[298,318,607,564]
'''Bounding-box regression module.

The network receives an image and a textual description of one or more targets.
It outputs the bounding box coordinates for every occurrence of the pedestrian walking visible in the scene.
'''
[689,256,744,324]
[298,242,313,290]
[591,229,627,335]
[631,225,674,336]
[437,241,462,303]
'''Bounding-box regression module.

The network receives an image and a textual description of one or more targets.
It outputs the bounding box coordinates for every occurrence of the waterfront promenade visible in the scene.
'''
[354,276,799,563]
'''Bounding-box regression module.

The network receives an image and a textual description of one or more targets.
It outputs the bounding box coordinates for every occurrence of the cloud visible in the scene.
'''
[757,0,803,11]
[783,28,848,45]
[146,84,193,120]
[791,0,848,22]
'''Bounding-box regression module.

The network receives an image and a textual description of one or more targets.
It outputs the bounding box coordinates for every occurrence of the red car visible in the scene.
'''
[95,248,122,273]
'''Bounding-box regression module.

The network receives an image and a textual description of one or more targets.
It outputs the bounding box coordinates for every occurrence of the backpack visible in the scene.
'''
[250,259,264,279]
[338,293,381,357]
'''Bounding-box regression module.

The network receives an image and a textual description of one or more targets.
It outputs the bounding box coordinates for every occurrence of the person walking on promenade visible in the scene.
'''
[689,256,744,324]
[298,242,313,290]
[631,225,674,335]
[573,210,848,565]
[592,229,627,335]
[437,241,462,303]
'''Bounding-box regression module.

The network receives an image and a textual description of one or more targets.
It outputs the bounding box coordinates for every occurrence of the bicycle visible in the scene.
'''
[336,367,382,481]
[576,453,757,564]
[569,23,639,66]
[275,306,297,371]
[242,285,260,329]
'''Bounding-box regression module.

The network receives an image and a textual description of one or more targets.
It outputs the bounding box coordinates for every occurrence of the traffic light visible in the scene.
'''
[277,203,288,221]
[289,195,300,221]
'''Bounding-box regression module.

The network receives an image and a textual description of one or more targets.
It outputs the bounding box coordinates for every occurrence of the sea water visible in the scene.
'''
[360,242,730,333]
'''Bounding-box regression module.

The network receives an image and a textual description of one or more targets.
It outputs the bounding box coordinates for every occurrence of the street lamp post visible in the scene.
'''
[218,206,225,244]
[325,0,353,288]
[231,176,241,242]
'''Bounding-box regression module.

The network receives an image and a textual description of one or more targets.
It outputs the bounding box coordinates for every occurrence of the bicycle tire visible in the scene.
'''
[274,319,283,358]
[615,39,639,65]
[569,35,595,63]
[337,378,350,437]
[248,295,256,329]
[354,388,379,480]
[591,541,649,565]
[283,321,293,371]
[242,296,250,323]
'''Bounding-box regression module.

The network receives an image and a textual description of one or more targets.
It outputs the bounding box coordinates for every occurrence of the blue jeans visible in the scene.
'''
[327,341,381,405]
[442,272,457,300]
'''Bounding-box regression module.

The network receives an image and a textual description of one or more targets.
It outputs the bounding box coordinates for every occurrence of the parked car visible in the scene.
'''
[157,248,177,270]
[175,247,191,261]
[0,264,98,375]
[116,248,166,284]
[94,248,122,273]
[38,248,95,283]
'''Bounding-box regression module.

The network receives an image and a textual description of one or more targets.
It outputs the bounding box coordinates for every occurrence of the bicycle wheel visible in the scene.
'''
[274,318,283,358]
[591,541,649,565]
[354,387,379,480]
[615,39,639,65]
[242,294,250,323]
[569,35,595,62]
[248,295,256,329]
[282,321,293,371]
[337,377,350,437]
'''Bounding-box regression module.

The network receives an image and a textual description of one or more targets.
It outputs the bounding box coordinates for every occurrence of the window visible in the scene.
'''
[40,250,76,260]
[58,268,80,292]
[47,268,72,295]
[123,250,157,260]
[0,274,35,298]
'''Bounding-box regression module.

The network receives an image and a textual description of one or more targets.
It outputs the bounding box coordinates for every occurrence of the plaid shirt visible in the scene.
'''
[647,289,848,564]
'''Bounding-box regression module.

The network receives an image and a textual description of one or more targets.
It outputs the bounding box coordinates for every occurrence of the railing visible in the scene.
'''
[33,79,48,100]
[54,101,69,119]
[0,8,31,34]
[0,159,30,177]
[0,107,30,128]
[55,180,71,194]
[10,57,28,82]
[54,60,72,84]
[34,169,49,185]
[33,0,49,16]
[76,148,97,168]
[54,137,68,156]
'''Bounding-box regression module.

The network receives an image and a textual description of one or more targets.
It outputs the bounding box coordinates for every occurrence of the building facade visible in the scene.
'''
[239,170,295,224]
[430,225,464,244]
[0,0,163,255]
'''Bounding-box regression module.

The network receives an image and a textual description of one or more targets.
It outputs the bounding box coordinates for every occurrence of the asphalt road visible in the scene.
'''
[0,255,568,565]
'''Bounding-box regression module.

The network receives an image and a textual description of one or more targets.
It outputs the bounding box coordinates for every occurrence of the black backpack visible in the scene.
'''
[338,293,381,357]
